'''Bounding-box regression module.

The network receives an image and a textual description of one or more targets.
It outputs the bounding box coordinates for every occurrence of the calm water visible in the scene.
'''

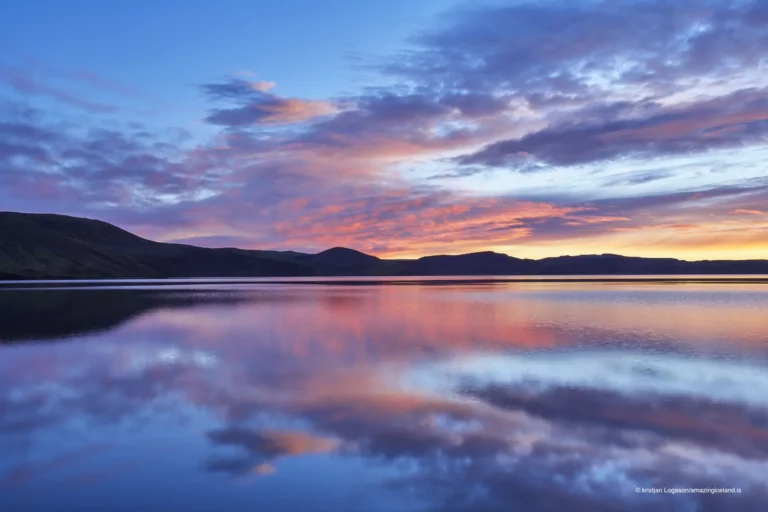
[1,278,767,511]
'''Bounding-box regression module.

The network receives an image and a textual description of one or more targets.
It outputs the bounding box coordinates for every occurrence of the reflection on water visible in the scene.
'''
[1,279,767,511]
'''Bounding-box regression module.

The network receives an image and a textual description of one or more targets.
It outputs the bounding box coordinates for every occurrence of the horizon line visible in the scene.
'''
[2,210,766,264]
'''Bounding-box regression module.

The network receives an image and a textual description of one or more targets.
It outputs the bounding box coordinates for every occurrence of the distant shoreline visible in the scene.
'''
[3,212,768,281]
[3,275,768,289]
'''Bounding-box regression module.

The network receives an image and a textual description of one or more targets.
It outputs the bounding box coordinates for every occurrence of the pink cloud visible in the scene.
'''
[730,209,764,216]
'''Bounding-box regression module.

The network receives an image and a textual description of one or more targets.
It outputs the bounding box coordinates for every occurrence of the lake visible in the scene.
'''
[1,277,767,511]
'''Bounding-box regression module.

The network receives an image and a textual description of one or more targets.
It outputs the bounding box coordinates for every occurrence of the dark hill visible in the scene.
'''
[1,212,767,279]
[309,247,381,274]
[535,254,687,275]
[0,212,313,279]
[534,254,768,275]
[405,251,536,275]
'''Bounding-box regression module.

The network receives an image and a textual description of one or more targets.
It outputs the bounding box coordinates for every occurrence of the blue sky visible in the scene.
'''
[1,0,767,259]
[1,0,447,107]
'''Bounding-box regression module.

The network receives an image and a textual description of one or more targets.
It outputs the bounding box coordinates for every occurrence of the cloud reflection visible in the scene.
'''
[0,283,767,511]
[206,428,340,476]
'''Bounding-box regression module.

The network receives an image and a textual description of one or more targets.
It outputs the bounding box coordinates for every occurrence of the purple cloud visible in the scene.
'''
[373,0,768,171]
[458,87,768,168]
[202,78,336,126]
[392,0,767,95]
[0,64,118,113]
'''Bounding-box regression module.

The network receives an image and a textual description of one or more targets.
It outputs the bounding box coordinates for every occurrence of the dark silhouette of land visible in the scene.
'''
[0,288,258,342]
[1,211,767,280]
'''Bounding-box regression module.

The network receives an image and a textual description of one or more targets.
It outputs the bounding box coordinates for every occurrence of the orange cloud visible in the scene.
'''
[258,430,340,456]
[257,97,337,124]
[252,463,276,475]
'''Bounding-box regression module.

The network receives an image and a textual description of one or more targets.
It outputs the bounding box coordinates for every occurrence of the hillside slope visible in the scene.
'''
[0,212,313,279]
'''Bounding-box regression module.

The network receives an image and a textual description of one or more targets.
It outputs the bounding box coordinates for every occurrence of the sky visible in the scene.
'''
[0,0,766,260]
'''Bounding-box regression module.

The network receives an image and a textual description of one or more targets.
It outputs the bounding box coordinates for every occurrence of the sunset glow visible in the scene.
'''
[1,0,766,259]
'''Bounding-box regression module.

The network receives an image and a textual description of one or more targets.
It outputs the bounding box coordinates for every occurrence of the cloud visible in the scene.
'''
[730,209,765,216]
[0,99,630,255]
[4,95,767,259]
[603,170,674,187]
[0,105,224,215]
[202,78,336,126]
[379,0,768,171]
[253,462,276,475]
[0,64,118,113]
[285,90,514,162]
[208,428,339,457]
[251,80,276,93]
[392,0,768,96]
[465,383,768,459]
[458,88,768,168]
[206,428,340,476]
[1,45,143,99]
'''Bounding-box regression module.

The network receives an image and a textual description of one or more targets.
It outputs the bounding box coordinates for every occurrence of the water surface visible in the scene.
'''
[1,278,767,511]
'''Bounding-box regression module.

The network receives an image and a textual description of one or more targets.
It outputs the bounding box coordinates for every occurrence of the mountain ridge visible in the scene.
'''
[1,211,766,279]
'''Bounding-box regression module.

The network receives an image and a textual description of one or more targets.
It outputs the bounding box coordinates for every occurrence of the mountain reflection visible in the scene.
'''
[0,288,260,342]
[1,281,767,511]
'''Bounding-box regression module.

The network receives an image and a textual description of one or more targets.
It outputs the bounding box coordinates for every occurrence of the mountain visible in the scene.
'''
[308,247,381,274]
[1,211,766,279]
[404,251,536,276]
[534,254,768,275]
